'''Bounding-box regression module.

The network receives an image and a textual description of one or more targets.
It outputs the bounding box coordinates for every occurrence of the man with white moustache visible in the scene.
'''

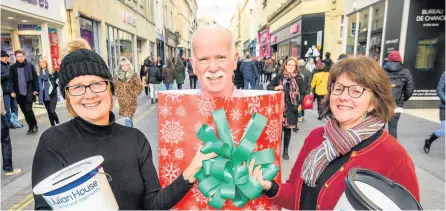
[190,25,243,97]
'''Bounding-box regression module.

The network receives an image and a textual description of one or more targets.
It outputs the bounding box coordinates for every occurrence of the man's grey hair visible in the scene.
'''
[190,24,236,57]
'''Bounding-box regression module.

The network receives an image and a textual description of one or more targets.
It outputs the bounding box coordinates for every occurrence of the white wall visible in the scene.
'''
[345,0,383,15]
[1,0,66,24]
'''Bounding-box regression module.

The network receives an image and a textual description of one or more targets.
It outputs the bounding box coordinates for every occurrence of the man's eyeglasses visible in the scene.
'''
[65,80,110,96]
[330,83,367,98]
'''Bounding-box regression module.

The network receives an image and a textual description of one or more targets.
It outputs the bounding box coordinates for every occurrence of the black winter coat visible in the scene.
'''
[383,62,415,107]
[146,65,163,84]
[10,60,39,103]
[1,61,12,95]
[267,74,304,127]
[234,60,244,88]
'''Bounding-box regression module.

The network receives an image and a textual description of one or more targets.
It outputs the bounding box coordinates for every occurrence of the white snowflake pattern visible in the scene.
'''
[231,128,241,146]
[165,93,183,103]
[160,162,181,183]
[265,119,280,144]
[270,203,281,210]
[197,95,216,116]
[159,104,171,118]
[160,120,184,145]
[160,148,169,157]
[243,205,253,211]
[255,202,266,210]
[266,104,274,117]
[193,122,203,132]
[245,96,261,116]
[230,108,242,121]
[174,148,184,160]
[268,94,277,101]
[176,106,187,117]
[191,185,208,205]
[189,205,200,211]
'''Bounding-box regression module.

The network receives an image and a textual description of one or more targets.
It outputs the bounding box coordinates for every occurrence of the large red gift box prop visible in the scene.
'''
[158,90,284,210]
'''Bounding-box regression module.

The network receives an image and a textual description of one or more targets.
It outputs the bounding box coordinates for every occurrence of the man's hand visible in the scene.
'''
[11,93,16,98]
[247,159,272,191]
[33,91,38,96]
[274,85,283,91]
[182,149,217,183]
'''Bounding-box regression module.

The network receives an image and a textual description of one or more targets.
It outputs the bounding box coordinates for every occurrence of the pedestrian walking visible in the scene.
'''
[1,50,20,128]
[264,57,275,83]
[267,57,303,160]
[37,58,60,127]
[251,56,420,210]
[240,54,259,89]
[114,57,142,127]
[186,58,197,89]
[174,57,186,90]
[163,58,175,90]
[1,85,21,176]
[310,63,329,120]
[32,40,216,210]
[383,50,414,138]
[423,72,445,153]
[323,52,333,71]
[10,50,39,135]
[298,59,312,122]
[144,59,163,104]
[140,57,150,96]
[156,56,164,70]
[233,59,244,89]
[276,59,284,73]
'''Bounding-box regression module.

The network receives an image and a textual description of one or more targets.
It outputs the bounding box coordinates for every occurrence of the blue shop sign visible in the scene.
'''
[21,0,49,9]
[18,24,41,31]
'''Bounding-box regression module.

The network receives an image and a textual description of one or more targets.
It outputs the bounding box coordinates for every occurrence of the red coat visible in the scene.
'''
[270,127,420,210]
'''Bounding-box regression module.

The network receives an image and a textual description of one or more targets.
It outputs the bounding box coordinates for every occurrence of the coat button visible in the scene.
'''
[339,166,344,172]
[317,204,320,209]
[324,183,328,188]
[351,151,357,157]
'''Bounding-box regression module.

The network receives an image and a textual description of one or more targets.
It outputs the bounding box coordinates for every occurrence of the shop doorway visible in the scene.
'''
[18,35,42,67]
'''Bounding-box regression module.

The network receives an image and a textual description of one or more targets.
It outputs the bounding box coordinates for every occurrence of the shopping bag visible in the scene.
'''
[301,94,314,110]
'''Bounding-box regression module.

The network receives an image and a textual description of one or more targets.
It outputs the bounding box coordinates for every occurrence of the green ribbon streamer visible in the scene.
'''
[195,108,280,209]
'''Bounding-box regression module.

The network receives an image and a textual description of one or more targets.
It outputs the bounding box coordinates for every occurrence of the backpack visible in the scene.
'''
[388,71,407,102]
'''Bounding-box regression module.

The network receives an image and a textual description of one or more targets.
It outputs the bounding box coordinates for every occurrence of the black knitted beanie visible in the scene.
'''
[59,49,114,99]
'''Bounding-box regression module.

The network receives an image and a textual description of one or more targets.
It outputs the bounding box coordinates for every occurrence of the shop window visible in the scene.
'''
[357,9,369,55]
[18,35,42,67]
[150,41,155,57]
[415,38,438,71]
[372,1,385,31]
[346,14,357,54]
[80,17,100,52]
[106,25,134,73]
[1,33,14,63]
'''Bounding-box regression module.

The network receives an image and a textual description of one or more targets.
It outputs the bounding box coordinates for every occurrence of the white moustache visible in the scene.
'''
[204,72,225,79]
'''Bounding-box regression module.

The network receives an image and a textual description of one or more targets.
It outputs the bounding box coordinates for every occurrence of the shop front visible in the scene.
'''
[156,32,165,64]
[165,29,178,60]
[258,26,271,58]
[106,25,134,71]
[344,0,445,108]
[1,0,65,70]
[270,17,302,60]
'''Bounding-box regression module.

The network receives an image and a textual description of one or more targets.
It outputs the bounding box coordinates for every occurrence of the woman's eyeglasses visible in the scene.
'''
[330,83,367,98]
[65,80,110,96]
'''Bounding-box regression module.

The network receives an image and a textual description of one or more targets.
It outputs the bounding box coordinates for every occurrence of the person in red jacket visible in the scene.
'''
[248,56,420,210]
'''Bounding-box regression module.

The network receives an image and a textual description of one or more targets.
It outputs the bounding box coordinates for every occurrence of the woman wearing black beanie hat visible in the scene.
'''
[31,39,216,210]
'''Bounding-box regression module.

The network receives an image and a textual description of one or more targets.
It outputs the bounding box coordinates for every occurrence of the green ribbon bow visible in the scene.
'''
[194,108,280,209]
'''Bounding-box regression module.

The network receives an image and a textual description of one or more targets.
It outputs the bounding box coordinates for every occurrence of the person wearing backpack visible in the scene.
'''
[310,63,329,120]
[383,50,414,139]
[144,59,163,104]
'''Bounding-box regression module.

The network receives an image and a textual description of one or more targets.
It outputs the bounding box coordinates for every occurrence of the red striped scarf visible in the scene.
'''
[301,115,384,187]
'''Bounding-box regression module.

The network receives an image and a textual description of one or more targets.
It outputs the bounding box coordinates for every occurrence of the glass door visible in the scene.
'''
[1,33,14,63]
[19,35,42,67]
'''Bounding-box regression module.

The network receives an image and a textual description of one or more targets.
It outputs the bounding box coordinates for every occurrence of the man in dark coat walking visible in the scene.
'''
[240,54,259,89]
[1,50,19,128]
[383,50,414,138]
[10,50,39,135]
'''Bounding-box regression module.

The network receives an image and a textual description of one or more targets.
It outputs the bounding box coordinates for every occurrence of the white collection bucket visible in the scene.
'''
[334,168,422,210]
[33,155,119,210]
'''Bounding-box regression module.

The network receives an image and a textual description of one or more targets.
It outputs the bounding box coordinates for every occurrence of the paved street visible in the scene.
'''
[1,78,445,210]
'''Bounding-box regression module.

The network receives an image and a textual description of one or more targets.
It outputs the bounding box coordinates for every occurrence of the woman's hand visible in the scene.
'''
[247,159,272,191]
[182,149,217,183]
[274,85,283,91]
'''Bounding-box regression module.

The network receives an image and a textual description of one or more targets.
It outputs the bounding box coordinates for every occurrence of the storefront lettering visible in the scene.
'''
[21,0,48,9]
[416,9,445,22]
[290,24,300,34]
[385,39,399,44]
[122,11,136,26]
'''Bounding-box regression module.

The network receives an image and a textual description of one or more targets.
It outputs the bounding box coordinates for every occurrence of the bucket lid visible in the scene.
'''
[33,155,104,195]
[344,168,422,210]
